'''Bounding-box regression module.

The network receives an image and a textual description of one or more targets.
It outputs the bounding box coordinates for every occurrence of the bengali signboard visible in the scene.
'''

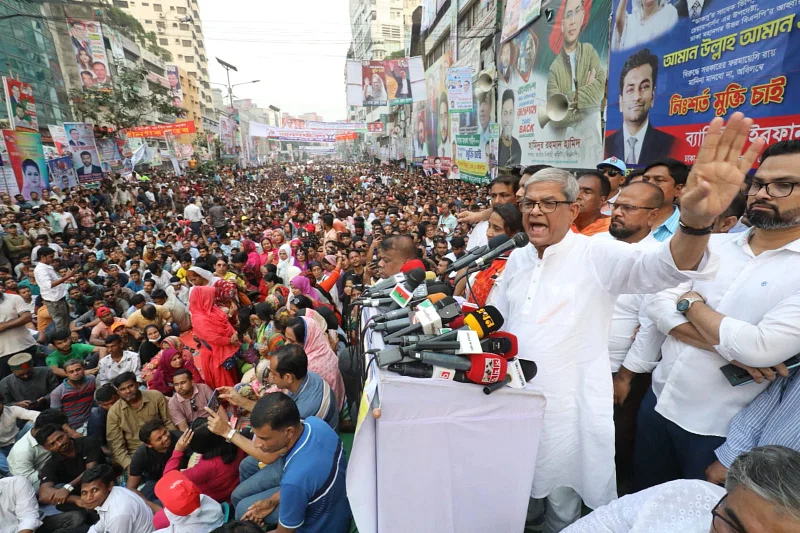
[455,133,489,183]
[446,67,474,113]
[166,65,183,108]
[497,0,609,168]
[3,78,38,132]
[606,0,800,167]
[125,121,197,138]
[367,122,385,133]
[48,125,68,155]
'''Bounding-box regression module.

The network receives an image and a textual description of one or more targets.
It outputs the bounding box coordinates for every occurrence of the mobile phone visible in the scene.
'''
[206,390,220,411]
[720,354,800,386]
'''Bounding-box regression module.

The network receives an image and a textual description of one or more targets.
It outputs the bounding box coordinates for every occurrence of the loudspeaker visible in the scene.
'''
[537,93,570,128]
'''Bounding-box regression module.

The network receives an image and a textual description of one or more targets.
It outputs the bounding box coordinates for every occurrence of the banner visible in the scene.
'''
[446,67,474,113]
[96,138,123,171]
[501,0,542,43]
[0,136,16,196]
[166,65,184,108]
[63,122,105,184]
[125,121,197,138]
[248,122,338,143]
[220,116,235,155]
[306,120,367,132]
[367,122,385,133]
[421,156,452,176]
[3,78,38,132]
[606,0,800,167]
[282,117,307,129]
[104,24,125,61]
[455,134,489,183]
[497,0,609,168]
[67,19,112,90]
[2,130,49,199]
[47,156,78,190]
[422,0,436,31]
[386,59,413,105]
[48,125,68,155]
[413,52,454,159]
[362,61,388,107]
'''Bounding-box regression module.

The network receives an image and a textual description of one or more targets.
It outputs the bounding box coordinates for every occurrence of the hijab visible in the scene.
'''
[276,243,293,286]
[148,348,182,395]
[290,275,319,302]
[189,266,220,286]
[296,315,345,410]
[188,286,238,357]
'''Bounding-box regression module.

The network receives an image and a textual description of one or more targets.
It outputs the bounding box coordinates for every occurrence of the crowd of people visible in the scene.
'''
[0,111,798,532]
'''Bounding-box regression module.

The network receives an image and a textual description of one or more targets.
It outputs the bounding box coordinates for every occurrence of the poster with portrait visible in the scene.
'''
[386,59,413,105]
[415,52,453,159]
[96,138,123,171]
[3,78,38,132]
[501,0,543,43]
[0,136,17,196]
[63,122,105,184]
[48,125,68,155]
[219,115,235,155]
[497,0,609,168]
[2,130,49,199]
[166,65,184,108]
[67,19,112,91]
[104,24,125,61]
[47,156,78,190]
[362,61,388,107]
[446,67,474,113]
[606,0,800,168]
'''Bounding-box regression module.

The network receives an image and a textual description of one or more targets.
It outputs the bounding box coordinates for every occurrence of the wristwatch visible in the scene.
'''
[63,483,74,493]
[225,428,237,442]
[677,295,705,314]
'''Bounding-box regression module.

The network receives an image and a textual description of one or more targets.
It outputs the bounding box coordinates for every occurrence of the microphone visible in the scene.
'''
[472,232,529,270]
[435,305,505,342]
[445,234,510,273]
[380,297,462,338]
[410,351,508,385]
[359,297,394,307]
[483,358,537,395]
[372,293,449,325]
[480,331,518,358]
[358,268,426,299]
[387,362,472,383]
[363,259,425,295]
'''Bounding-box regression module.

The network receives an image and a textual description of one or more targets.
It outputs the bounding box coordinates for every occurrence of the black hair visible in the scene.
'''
[34,424,64,446]
[151,289,168,300]
[250,392,301,431]
[321,213,334,228]
[34,409,68,429]
[104,334,121,345]
[50,329,70,342]
[619,48,659,93]
[232,251,249,264]
[271,344,308,380]
[760,139,800,163]
[95,384,118,403]
[502,89,515,106]
[623,168,646,186]
[578,170,612,197]
[489,174,521,193]
[263,272,283,285]
[37,246,55,260]
[139,418,167,444]
[188,418,239,464]
[492,203,524,234]
[643,158,690,186]
[112,371,138,388]
[290,294,314,310]
[130,294,145,306]
[173,368,193,380]
[286,316,307,344]
[81,464,120,487]
[450,236,465,249]
[254,301,275,322]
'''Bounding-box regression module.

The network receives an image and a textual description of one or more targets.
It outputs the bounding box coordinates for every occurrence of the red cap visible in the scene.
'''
[155,471,201,516]
[96,306,112,317]
[400,259,425,273]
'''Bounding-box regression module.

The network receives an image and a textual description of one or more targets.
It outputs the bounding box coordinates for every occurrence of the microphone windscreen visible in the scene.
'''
[519,359,537,381]
[512,232,530,248]
[485,331,518,358]
[463,306,504,338]
[404,268,426,287]
[401,259,426,273]
[465,353,507,384]
[487,233,511,250]
[424,283,453,297]
[448,315,465,330]
[426,293,449,305]
[424,271,437,281]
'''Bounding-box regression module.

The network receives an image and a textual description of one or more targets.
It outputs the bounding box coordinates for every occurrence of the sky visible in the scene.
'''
[197,0,352,121]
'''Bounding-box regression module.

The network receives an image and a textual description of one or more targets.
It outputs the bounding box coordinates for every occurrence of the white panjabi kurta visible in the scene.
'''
[493,230,719,508]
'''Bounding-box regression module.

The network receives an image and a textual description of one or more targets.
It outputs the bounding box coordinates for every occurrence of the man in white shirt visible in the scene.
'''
[635,138,800,491]
[183,197,204,235]
[96,334,141,388]
[33,247,77,332]
[466,175,519,252]
[496,112,762,532]
[0,476,42,532]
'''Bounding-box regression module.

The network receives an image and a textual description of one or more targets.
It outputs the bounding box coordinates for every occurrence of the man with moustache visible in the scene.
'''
[494,113,761,532]
[635,139,800,491]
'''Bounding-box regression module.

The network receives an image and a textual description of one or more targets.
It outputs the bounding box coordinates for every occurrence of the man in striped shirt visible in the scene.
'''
[706,368,800,484]
[49,359,96,432]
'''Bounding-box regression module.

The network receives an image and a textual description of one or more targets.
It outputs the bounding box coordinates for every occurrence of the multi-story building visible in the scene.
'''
[0,0,72,135]
[111,0,213,124]
[176,64,202,133]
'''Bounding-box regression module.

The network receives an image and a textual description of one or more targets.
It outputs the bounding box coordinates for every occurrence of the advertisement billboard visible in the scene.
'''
[2,130,49,199]
[67,19,112,90]
[3,78,38,132]
[63,122,105,184]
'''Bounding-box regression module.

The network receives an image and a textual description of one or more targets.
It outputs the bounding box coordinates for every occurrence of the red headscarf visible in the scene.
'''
[549,0,593,56]
[188,286,238,361]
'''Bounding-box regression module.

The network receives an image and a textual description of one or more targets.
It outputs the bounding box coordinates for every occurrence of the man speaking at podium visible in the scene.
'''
[493,113,762,532]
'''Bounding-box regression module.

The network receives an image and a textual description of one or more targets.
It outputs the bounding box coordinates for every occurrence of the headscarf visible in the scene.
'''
[138,325,162,366]
[259,237,277,266]
[297,315,345,410]
[188,266,220,286]
[290,275,319,302]
[241,239,262,283]
[188,286,239,360]
[149,348,181,395]
[271,229,286,247]
[276,243,293,286]
[292,247,308,271]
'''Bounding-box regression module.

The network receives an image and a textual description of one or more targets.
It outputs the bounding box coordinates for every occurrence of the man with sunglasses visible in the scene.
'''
[598,157,627,215]
[636,139,800,492]
[562,445,800,532]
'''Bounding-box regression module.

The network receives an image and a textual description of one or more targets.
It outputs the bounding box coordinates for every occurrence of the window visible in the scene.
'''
[178,54,183,59]
[185,56,194,63]
[156,21,165,28]
[142,2,149,5]
[145,20,153,24]
[159,38,168,45]
[177,6,187,14]
[180,23,190,30]
[172,23,178,27]
[188,71,197,78]
[170,5,175,9]
[153,3,162,11]
[182,40,191,47]
[112,0,129,7]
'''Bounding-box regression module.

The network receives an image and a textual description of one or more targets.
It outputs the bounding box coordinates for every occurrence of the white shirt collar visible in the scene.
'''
[623,118,649,146]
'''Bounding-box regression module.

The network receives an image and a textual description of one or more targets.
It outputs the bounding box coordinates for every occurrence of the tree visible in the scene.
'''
[387,50,406,59]
[69,64,184,130]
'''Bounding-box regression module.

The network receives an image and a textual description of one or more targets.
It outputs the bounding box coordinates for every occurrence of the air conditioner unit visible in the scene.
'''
[157,28,165,33]
[159,12,166,18]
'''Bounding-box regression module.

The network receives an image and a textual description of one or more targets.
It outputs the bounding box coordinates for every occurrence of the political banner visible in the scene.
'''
[422,156,452,176]
[104,24,125,61]
[48,125,68,155]
[248,122,338,143]
[125,121,197,138]
[446,67,474,113]
[67,19,112,90]
[497,0,609,168]
[367,122,385,133]
[47,156,78,190]
[96,138,123,171]
[282,118,307,129]
[166,65,184,108]
[386,59,413,105]
[501,0,543,43]
[2,130,49,199]
[3,78,38,132]
[164,131,179,159]
[362,61,388,107]
[455,134,489,184]
[63,122,105,184]
[413,52,454,160]
[606,0,800,167]
[422,0,436,31]
[0,136,16,196]
[307,120,367,132]
[219,116,236,155]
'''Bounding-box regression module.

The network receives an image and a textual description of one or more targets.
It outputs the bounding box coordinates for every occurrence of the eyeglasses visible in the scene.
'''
[608,201,660,214]
[745,180,799,198]
[564,4,584,19]
[711,495,748,533]
[601,168,621,177]
[189,398,197,411]
[520,199,572,214]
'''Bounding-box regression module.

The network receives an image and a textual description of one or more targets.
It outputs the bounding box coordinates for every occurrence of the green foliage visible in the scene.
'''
[387,50,406,59]
[69,64,184,130]
[105,7,172,61]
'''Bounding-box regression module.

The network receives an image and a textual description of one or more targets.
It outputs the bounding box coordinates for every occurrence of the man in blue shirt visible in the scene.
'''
[627,159,687,242]
[241,393,350,533]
